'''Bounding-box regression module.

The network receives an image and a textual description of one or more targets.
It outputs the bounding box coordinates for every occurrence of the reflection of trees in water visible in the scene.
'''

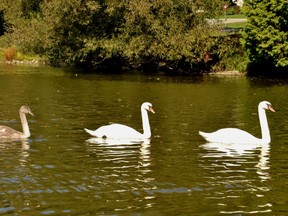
[200,142,271,214]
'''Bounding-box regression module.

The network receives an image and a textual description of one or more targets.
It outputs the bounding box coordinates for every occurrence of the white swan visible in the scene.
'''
[84,102,155,139]
[199,101,275,144]
[0,105,34,139]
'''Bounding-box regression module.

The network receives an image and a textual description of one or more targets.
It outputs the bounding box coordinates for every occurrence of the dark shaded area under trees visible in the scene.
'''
[0,11,5,35]
[21,0,43,18]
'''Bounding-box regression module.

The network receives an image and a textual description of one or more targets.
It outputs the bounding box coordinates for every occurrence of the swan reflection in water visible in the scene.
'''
[201,142,271,181]
[200,141,272,214]
[0,139,33,213]
[0,139,30,167]
[85,137,152,169]
[86,137,151,146]
[85,138,155,209]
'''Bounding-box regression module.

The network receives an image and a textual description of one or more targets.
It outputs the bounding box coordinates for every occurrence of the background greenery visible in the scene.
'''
[2,0,277,75]
[242,0,288,76]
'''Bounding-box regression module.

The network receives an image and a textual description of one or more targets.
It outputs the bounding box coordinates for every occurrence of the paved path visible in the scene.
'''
[224,18,247,23]
[207,18,247,25]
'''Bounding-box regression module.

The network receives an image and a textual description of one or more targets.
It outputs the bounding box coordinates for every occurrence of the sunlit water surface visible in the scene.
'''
[0,64,288,215]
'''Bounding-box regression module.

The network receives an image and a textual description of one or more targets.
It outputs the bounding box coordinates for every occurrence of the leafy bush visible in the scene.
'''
[211,35,247,72]
[242,0,288,76]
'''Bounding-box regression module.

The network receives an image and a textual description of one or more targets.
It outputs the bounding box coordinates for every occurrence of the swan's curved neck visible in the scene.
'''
[259,107,270,143]
[141,108,151,138]
[20,111,30,138]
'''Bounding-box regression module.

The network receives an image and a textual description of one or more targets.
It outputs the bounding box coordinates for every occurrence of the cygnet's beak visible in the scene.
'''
[149,107,155,114]
[29,111,35,116]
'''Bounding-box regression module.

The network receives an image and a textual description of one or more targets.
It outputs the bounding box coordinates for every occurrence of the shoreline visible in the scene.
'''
[208,70,245,76]
[1,59,46,65]
[0,60,245,76]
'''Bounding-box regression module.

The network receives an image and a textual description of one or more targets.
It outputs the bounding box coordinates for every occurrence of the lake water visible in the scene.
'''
[0,63,288,215]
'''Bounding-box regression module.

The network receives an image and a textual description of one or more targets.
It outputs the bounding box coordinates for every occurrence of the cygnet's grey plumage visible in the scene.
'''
[0,105,34,139]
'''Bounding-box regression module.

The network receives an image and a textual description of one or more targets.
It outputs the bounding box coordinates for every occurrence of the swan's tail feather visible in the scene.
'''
[84,128,97,136]
[199,131,209,139]
[199,131,206,136]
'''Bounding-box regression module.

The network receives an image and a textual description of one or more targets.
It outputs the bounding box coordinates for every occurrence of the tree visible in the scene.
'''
[40,0,224,71]
[242,0,288,76]
[40,0,125,66]
[0,0,44,52]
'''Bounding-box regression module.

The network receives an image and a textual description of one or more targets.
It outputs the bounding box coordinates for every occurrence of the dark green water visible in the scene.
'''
[0,64,288,215]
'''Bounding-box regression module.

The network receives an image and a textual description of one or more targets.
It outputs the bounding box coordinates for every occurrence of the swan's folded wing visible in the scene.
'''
[86,124,144,139]
[97,124,143,139]
[199,128,260,144]
[0,126,23,139]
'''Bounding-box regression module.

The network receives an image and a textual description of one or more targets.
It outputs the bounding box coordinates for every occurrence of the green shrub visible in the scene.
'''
[242,0,288,76]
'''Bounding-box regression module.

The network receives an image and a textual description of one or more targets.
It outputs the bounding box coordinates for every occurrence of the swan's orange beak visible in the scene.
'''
[149,107,155,114]
[268,105,275,112]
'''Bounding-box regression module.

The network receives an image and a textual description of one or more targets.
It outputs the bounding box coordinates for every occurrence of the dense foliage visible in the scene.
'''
[0,0,245,74]
[242,0,288,76]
